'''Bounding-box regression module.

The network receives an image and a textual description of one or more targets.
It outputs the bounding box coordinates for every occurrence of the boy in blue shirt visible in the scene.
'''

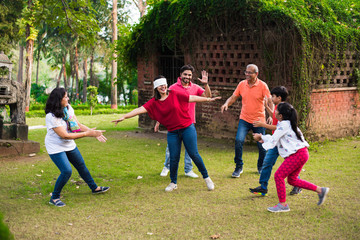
[249,86,301,196]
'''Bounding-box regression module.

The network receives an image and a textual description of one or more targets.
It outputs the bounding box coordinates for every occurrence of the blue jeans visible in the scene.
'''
[49,147,98,199]
[259,147,279,189]
[234,119,266,171]
[164,145,193,173]
[167,124,208,184]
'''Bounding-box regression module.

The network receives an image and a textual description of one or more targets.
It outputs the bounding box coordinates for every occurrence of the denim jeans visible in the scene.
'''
[259,146,279,189]
[167,124,208,184]
[164,145,193,173]
[49,147,98,199]
[234,119,266,171]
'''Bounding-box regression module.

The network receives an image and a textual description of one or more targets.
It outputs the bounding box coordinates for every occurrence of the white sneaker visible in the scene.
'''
[165,183,177,192]
[185,170,199,178]
[160,167,169,177]
[205,177,215,191]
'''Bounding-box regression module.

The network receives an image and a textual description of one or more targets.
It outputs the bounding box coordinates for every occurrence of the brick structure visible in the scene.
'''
[137,32,360,141]
[308,88,360,140]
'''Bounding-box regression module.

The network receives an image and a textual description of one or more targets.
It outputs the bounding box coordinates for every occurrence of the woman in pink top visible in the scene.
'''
[112,76,220,192]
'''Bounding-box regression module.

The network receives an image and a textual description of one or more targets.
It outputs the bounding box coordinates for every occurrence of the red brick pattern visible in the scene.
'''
[309,88,360,140]
[137,34,360,140]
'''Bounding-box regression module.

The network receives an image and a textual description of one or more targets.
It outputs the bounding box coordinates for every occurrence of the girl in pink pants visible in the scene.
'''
[253,102,329,212]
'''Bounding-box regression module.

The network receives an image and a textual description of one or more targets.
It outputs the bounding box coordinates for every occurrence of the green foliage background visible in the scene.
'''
[125,0,360,130]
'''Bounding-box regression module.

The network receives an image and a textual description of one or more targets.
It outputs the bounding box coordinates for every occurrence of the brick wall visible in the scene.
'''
[137,33,360,141]
[308,87,360,140]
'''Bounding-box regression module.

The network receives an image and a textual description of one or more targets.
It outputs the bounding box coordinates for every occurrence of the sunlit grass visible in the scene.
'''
[1,114,359,239]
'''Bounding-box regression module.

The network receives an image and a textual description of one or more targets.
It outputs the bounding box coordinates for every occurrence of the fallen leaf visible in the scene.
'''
[210,234,220,239]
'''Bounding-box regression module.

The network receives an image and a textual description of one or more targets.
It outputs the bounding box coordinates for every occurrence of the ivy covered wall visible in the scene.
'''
[127,0,360,139]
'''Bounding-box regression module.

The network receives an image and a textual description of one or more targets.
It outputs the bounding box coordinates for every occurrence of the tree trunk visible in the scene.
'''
[105,65,110,103]
[132,0,147,18]
[35,48,40,85]
[17,44,24,83]
[24,25,34,112]
[63,54,68,90]
[74,45,80,101]
[89,49,94,86]
[56,66,63,88]
[69,51,74,101]
[111,0,118,109]
[82,58,88,102]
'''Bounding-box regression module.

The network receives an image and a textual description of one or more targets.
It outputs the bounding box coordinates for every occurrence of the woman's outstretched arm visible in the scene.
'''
[189,95,221,103]
[112,106,147,126]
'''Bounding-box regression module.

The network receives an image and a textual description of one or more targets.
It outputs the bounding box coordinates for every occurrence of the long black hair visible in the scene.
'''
[153,75,168,100]
[45,88,67,118]
[277,102,303,141]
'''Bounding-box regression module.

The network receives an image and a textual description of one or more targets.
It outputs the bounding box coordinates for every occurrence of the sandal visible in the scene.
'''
[92,186,110,194]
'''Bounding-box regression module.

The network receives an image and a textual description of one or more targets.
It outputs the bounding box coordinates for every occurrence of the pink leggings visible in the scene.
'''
[274,147,317,202]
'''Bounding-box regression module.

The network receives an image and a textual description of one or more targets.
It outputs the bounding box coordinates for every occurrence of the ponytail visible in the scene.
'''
[277,102,303,141]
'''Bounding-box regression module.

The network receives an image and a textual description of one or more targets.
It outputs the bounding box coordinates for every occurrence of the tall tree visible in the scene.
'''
[82,57,88,102]
[23,0,39,111]
[17,44,24,83]
[111,0,118,109]
[132,0,147,17]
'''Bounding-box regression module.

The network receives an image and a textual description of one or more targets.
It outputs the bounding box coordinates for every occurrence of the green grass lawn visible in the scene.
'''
[1,114,360,239]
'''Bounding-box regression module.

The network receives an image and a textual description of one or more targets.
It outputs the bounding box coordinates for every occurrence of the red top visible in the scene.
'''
[143,90,193,132]
[169,77,204,123]
[272,105,278,134]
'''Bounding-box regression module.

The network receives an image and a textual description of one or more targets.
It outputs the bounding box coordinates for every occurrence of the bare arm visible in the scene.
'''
[264,96,274,116]
[112,106,147,125]
[221,94,239,113]
[72,114,107,142]
[53,126,105,141]
[253,120,276,131]
[189,95,221,103]
[154,121,160,132]
[198,70,212,98]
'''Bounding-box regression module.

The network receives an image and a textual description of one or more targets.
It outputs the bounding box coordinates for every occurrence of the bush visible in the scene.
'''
[30,84,48,104]
[26,105,138,118]
[0,213,13,240]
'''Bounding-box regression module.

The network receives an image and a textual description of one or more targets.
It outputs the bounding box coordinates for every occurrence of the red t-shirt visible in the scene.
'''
[272,105,278,134]
[143,90,193,132]
[169,77,204,123]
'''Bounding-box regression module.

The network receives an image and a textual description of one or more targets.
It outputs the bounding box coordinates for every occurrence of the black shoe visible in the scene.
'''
[232,167,243,178]
[289,186,302,195]
[249,186,268,196]
[92,186,110,194]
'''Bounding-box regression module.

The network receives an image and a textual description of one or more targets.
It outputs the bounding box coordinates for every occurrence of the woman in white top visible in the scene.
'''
[45,88,109,207]
[253,102,329,213]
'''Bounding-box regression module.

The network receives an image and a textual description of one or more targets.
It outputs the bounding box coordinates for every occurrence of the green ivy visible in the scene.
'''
[125,0,360,132]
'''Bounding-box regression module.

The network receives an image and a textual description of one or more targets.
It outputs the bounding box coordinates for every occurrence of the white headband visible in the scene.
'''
[153,78,168,89]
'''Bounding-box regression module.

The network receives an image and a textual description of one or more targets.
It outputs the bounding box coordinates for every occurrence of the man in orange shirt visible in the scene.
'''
[221,64,272,177]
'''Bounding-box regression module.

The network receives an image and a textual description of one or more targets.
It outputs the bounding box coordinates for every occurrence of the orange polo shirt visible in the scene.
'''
[233,78,271,123]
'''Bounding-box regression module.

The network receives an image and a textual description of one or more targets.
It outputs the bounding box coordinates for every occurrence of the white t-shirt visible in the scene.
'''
[45,105,77,154]
[261,120,309,158]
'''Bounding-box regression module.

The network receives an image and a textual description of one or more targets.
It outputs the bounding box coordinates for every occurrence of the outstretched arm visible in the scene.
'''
[253,119,276,131]
[221,94,239,113]
[189,95,221,103]
[53,126,106,142]
[112,106,147,126]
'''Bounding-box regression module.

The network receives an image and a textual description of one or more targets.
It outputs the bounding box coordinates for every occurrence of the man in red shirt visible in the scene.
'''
[221,64,272,177]
[155,64,212,178]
